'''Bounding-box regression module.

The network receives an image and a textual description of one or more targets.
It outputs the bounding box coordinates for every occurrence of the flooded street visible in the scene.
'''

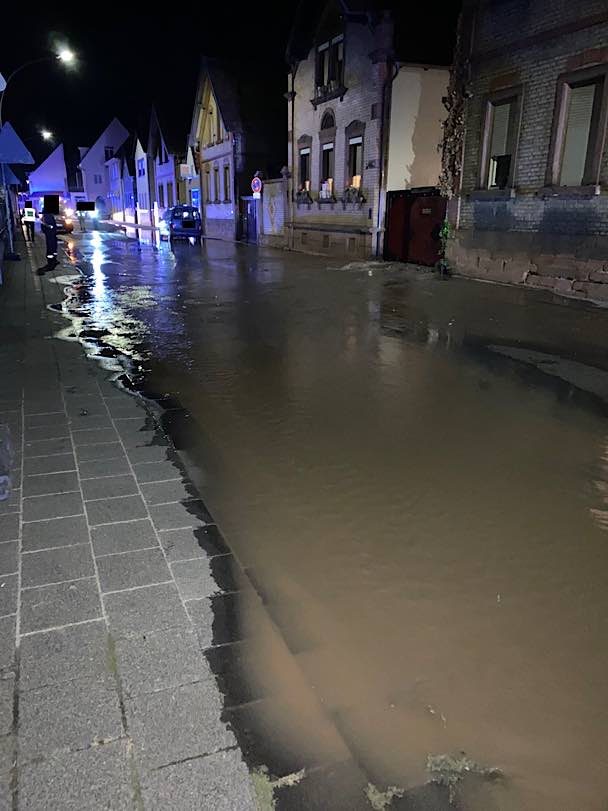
[61,231,608,810]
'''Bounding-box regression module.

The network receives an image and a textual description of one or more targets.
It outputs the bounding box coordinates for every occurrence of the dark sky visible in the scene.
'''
[2,3,459,165]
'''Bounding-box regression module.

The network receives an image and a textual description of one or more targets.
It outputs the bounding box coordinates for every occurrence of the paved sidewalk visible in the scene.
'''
[0,239,258,810]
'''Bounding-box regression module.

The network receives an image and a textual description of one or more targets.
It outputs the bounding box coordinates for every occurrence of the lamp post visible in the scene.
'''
[0,46,74,259]
[0,48,75,127]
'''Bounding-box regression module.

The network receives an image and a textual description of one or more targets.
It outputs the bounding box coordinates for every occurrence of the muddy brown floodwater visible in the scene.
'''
[63,232,608,809]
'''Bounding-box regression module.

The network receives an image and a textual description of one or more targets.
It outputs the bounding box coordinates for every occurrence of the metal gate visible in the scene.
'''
[384,189,446,266]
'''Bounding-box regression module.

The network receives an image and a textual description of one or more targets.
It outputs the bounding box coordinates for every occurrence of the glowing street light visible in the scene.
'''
[57,48,75,65]
[40,129,53,141]
[0,43,77,126]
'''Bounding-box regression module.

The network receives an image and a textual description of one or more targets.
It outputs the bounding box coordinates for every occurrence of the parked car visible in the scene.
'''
[55,211,75,234]
[160,205,202,242]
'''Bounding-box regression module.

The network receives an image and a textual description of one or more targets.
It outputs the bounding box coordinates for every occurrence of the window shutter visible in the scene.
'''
[490,102,511,157]
[560,83,596,186]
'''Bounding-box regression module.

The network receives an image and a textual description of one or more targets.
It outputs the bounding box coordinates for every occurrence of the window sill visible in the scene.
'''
[536,184,601,199]
[310,85,347,109]
[469,188,516,201]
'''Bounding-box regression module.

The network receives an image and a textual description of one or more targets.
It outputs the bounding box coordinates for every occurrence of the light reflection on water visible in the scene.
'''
[59,232,608,810]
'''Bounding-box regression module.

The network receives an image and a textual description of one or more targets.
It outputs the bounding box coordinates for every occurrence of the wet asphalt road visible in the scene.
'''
[56,228,608,810]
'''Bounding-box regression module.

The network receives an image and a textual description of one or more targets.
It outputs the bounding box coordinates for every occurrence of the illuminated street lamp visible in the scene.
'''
[0,45,77,126]
[40,129,53,141]
[57,48,75,65]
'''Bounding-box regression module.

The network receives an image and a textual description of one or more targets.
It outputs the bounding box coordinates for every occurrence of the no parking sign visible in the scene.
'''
[251,176,263,199]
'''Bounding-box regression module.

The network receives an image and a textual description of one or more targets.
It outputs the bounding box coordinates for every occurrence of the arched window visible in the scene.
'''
[319,111,337,199]
[320,111,335,131]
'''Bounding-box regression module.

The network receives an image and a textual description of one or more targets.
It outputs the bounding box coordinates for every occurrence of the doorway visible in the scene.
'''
[241,196,258,243]
[384,189,446,266]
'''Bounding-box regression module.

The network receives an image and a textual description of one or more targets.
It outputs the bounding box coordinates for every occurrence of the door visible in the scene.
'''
[242,197,257,243]
[384,191,446,266]
[407,195,446,266]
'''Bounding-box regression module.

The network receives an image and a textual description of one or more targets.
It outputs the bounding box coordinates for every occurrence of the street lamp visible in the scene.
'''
[0,45,76,126]
[57,49,75,65]
[40,129,53,141]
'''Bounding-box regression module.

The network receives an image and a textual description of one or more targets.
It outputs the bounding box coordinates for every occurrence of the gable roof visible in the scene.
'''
[149,106,186,158]
[194,57,285,138]
[114,134,137,177]
[79,117,129,167]
[286,0,458,66]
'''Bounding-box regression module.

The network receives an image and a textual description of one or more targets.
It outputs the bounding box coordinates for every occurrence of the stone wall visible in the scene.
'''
[451,0,608,300]
[259,179,287,249]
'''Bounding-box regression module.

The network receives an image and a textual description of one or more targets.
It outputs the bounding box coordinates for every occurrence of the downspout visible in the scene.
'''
[288,64,298,251]
[375,58,398,257]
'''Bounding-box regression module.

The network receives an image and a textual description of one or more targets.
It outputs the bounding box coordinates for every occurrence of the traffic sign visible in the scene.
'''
[251,176,263,194]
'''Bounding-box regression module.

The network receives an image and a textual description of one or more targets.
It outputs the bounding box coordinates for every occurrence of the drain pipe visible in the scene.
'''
[287,64,298,251]
[375,58,398,257]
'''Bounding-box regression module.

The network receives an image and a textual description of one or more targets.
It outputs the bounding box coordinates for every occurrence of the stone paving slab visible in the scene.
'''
[23,452,76,476]
[114,626,212,699]
[18,739,133,811]
[103,583,186,636]
[126,680,235,771]
[90,518,157,556]
[0,543,17,576]
[22,471,79,498]
[85,494,148,526]
[140,748,257,811]
[97,548,169,592]
[21,515,88,552]
[19,621,110,691]
[20,580,102,634]
[0,242,267,808]
[19,679,123,760]
[21,545,94,588]
[0,617,15,675]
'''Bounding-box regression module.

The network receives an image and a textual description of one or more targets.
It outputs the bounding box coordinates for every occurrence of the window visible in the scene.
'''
[487,101,512,188]
[158,184,165,208]
[319,112,336,198]
[93,174,102,184]
[348,136,363,188]
[320,143,334,197]
[104,147,114,161]
[316,35,344,91]
[167,181,174,207]
[214,167,220,202]
[560,84,596,185]
[547,67,608,188]
[223,165,231,201]
[299,148,311,191]
[137,158,145,177]
[205,169,211,202]
[479,90,521,190]
[160,145,168,165]
[317,42,330,88]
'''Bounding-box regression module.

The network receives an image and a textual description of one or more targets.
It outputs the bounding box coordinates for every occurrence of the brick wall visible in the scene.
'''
[451,0,608,302]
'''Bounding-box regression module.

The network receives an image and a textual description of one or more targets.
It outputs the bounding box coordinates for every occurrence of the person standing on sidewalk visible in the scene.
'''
[21,205,36,242]
[40,207,58,269]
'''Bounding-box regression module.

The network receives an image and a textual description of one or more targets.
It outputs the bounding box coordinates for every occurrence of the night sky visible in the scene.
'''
[2,4,460,165]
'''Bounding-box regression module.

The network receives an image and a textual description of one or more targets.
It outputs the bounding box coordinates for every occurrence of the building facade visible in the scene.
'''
[286,1,448,260]
[79,118,129,215]
[188,58,286,241]
[148,108,186,220]
[445,0,608,299]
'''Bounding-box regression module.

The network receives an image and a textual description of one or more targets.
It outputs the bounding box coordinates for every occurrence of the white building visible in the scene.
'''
[148,107,185,219]
[79,118,129,215]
